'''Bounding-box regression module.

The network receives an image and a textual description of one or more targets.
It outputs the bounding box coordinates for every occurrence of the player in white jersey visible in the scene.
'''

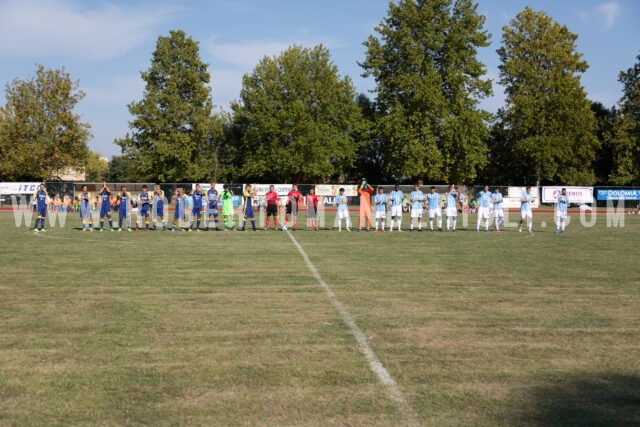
[335,188,351,232]
[476,185,492,232]
[409,183,425,231]
[425,186,442,231]
[555,188,569,234]
[445,184,458,231]
[518,186,535,232]
[374,186,388,232]
[490,187,504,232]
[388,184,404,232]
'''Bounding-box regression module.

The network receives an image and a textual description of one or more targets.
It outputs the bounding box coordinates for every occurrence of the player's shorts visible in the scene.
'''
[139,208,149,217]
[154,202,164,217]
[556,211,567,220]
[173,206,184,220]
[429,208,442,218]
[207,203,218,216]
[192,206,202,217]
[446,206,458,217]
[520,208,533,219]
[493,207,504,218]
[478,206,491,219]
[390,205,403,217]
[266,204,278,217]
[375,210,386,219]
[119,208,128,219]
[100,205,111,218]
[244,204,254,219]
[37,206,47,217]
[411,208,423,218]
[307,206,317,219]
[80,204,91,218]
[337,209,349,220]
[286,203,298,215]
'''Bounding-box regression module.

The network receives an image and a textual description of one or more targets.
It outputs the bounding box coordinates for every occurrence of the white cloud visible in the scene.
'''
[207,40,293,69]
[596,2,620,31]
[0,0,176,60]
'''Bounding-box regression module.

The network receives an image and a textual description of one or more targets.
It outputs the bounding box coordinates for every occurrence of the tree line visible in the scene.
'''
[1,2,638,186]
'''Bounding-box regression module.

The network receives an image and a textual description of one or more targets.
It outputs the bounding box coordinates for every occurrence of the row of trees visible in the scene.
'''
[1,1,639,186]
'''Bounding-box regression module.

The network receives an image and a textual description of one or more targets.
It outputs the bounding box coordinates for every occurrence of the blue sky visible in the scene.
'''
[1,0,638,159]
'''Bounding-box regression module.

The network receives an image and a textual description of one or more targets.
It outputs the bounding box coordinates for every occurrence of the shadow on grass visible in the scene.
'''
[513,374,640,426]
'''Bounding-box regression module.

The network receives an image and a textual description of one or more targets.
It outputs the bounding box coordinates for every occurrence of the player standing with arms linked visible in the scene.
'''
[32,183,48,232]
[389,184,404,232]
[374,186,388,232]
[445,184,458,231]
[555,188,569,234]
[476,185,492,232]
[519,186,535,233]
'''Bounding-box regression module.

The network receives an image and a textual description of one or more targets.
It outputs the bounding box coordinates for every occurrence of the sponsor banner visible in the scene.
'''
[0,182,41,195]
[506,186,539,208]
[254,184,293,196]
[194,183,225,193]
[596,189,640,201]
[542,186,593,204]
[315,184,357,197]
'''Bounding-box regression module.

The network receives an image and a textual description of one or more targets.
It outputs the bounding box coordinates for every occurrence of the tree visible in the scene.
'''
[0,65,91,181]
[590,102,616,185]
[83,150,108,182]
[494,7,599,186]
[360,0,492,183]
[116,30,215,182]
[104,155,134,182]
[609,53,640,185]
[230,44,364,183]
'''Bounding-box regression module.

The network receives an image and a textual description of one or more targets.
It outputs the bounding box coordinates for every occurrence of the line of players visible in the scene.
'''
[30,182,569,233]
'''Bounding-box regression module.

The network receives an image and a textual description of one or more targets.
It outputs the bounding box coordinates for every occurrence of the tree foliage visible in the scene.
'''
[608,53,640,185]
[0,64,91,181]
[230,44,363,183]
[116,30,217,182]
[360,0,492,183]
[493,7,599,186]
[84,150,108,182]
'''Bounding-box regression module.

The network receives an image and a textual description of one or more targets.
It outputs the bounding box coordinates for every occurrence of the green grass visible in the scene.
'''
[0,210,639,426]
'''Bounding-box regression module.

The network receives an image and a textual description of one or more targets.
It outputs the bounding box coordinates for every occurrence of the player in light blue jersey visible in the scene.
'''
[518,186,535,232]
[388,184,404,232]
[445,184,458,231]
[409,183,425,231]
[335,188,351,232]
[555,188,569,234]
[476,185,492,232]
[491,187,504,232]
[374,186,388,232]
[425,186,442,231]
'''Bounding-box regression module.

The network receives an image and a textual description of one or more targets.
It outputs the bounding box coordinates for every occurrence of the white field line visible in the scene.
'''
[286,232,421,426]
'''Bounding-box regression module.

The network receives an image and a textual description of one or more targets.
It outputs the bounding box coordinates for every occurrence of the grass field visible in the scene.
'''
[1,209,639,426]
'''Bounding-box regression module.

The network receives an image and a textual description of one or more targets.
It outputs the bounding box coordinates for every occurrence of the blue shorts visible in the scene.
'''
[174,206,184,219]
[244,204,254,219]
[37,206,47,217]
[192,206,202,217]
[100,206,111,218]
[207,203,218,216]
[139,209,149,217]
[154,202,164,217]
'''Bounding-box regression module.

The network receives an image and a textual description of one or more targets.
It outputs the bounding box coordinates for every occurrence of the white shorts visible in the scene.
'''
[493,208,504,218]
[478,206,491,219]
[390,205,403,217]
[556,211,567,220]
[446,206,458,217]
[411,208,423,218]
[337,210,349,220]
[375,210,386,219]
[429,208,442,218]
[520,209,533,219]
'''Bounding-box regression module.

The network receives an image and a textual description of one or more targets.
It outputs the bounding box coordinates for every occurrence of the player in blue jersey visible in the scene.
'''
[335,188,351,232]
[171,186,187,232]
[409,183,425,231]
[490,187,504,232]
[518,186,535,233]
[389,184,404,232]
[425,186,442,232]
[32,183,48,231]
[97,182,114,232]
[374,186,388,232]
[117,185,132,231]
[136,185,151,232]
[189,183,204,232]
[206,182,219,231]
[445,184,458,231]
[476,185,492,232]
[242,184,257,231]
[152,184,166,231]
[555,188,569,234]
[79,184,93,232]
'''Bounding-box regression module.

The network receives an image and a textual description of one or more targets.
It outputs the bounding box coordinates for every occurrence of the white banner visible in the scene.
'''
[315,184,357,197]
[0,182,41,195]
[254,184,292,196]
[542,186,593,204]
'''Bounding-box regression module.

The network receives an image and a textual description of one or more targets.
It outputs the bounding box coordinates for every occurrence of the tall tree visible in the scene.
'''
[494,7,599,186]
[116,30,215,182]
[360,0,492,183]
[609,53,640,185]
[84,150,108,182]
[230,44,363,183]
[591,102,616,185]
[0,65,91,181]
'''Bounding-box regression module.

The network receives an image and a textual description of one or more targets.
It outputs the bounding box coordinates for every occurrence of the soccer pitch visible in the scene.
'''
[1,211,639,425]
